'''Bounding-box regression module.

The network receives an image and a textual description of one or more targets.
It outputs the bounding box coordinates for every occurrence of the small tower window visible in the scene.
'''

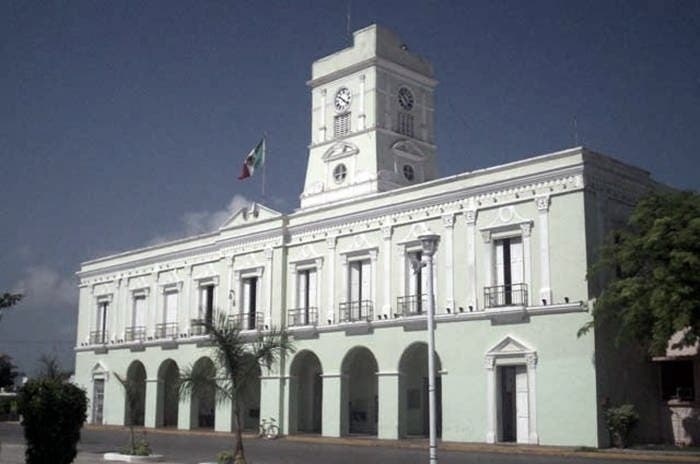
[403,164,415,181]
[398,112,414,137]
[334,113,351,138]
[333,164,347,183]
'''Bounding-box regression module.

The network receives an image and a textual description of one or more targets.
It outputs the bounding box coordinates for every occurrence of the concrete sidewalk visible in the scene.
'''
[0,443,181,464]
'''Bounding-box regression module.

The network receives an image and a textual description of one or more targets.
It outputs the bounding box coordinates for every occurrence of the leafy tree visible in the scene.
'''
[580,191,700,356]
[0,292,22,321]
[36,354,72,381]
[17,378,87,464]
[179,313,294,464]
[0,354,18,390]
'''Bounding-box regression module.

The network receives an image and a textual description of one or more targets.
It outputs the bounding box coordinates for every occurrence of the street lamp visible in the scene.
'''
[418,232,440,464]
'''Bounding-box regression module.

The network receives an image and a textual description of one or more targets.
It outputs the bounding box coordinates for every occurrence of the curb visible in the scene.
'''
[82,425,700,463]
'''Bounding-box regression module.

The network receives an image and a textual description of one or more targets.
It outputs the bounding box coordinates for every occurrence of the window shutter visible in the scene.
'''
[349,262,361,302]
[495,240,505,286]
[297,271,307,308]
[510,237,524,284]
[133,297,146,327]
[164,291,178,324]
[308,269,317,308]
[361,260,372,302]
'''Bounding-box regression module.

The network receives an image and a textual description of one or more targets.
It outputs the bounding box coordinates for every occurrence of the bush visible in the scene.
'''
[121,436,152,456]
[604,403,639,448]
[217,450,235,464]
[17,378,87,464]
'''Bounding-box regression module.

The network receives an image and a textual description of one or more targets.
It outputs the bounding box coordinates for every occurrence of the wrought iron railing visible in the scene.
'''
[339,300,373,323]
[397,294,427,316]
[228,312,264,331]
[124,326,146,342]
[484,283,528,308]
[190,318,210,336]
[89,330,108,345]
[287,307,318,327]
[155,322,179,339]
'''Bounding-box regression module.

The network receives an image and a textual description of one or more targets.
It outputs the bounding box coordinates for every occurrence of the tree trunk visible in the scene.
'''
[233,404,246,464]
[130,425,135,454]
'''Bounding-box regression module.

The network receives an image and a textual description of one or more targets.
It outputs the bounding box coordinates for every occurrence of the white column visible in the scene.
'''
[319,89,327,142]
[485,356,496,443]
[184,266,193,332]
[526,353,539,444]
[465,210,478,309]
[315,258,324,313]
[287,263,297,312]
[225,257,234,316]
[381,226,392,317]
[536,195,552,304]
[520,223,533,306]
[481,230,493,304]
[399,248,407,309]
[114,278,123,341]
[232,269,241,316]
[265,248,274,328]
[144,378,160,428]
[369,249,378,318]
[150,272,158,337]
[326,237,337,324]
[442,214,455,311]
[321,373,344,437]
[358,74,366,130]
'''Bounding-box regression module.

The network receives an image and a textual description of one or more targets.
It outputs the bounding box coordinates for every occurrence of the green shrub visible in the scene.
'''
[121,436,151,456]
[217,450,235,464]
[604,403,639,448]
[17,378,87,464]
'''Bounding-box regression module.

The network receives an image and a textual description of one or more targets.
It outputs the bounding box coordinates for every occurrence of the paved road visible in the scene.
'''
[0,422,683,464]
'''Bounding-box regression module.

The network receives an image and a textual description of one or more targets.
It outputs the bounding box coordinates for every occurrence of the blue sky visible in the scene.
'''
[1,0,698,375]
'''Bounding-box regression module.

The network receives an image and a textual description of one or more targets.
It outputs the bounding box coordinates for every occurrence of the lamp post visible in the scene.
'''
[418,232,440,464]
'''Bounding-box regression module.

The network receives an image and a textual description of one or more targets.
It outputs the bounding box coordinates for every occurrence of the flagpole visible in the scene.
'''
[261,135,267,199]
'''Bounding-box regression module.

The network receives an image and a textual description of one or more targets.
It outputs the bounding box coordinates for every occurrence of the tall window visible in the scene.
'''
[296,268,317,325]
[158,290,179,338]
[494,237,523,305]
[93,301,109,344]
[242,277,258,330]
[334,113,351,137]
[199,285,215,324]
[132,295,146,328]
[349,260,371,303]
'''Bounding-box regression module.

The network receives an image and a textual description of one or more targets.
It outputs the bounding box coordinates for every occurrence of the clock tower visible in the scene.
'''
[300,25,438,209]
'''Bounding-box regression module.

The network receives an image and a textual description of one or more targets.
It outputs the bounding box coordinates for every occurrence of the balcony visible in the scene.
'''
[397,294,427,317]
[339,300,373,323]
[228,312,264,331]
[124,326,146,343]
[155,322,179,339]
[484,283,528,308]
[89,330,108,345]
[190,318,211,336]
[287,307,318,327]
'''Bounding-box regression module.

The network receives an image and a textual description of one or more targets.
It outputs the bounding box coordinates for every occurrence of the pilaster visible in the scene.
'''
[381,225,392,317]
[321,373,344,437]
[144,378,160,428]
[326,237,337,324]
[376,371,401,439]
[535,195,552,303]
[442,214,455,311]
[465,210,478,309]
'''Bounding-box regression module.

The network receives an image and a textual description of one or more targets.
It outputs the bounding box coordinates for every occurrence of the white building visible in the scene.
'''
[74,24,666,446]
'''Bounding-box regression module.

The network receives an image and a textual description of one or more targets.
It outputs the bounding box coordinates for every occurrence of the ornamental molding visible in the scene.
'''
[485,335,537,365]
[322,141,359,162]
[391,140,427,162]
[442,214,455,229]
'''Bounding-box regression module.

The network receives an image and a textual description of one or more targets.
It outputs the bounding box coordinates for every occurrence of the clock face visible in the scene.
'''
[334,87,352,112]
[398,87,414,111]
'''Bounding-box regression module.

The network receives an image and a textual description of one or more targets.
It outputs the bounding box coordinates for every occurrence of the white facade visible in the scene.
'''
[74,25,663,447]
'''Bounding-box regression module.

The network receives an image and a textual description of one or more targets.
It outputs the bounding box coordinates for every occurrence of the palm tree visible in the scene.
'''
[179,312,294,464]
[114,372,146,455]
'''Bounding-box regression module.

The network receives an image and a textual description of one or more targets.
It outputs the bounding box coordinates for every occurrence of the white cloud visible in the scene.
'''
[147,194,251,245]
[13,265,76,308]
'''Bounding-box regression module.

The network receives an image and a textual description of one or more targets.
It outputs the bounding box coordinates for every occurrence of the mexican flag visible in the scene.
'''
[237,138,265,180]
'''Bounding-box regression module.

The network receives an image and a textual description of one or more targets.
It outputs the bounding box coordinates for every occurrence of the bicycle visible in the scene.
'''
[258,417,280,439]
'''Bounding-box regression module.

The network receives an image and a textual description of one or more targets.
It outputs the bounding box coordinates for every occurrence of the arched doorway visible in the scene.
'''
[190,357,216,429]
[157,359,179,428]
[289,350,323,434]
[398,342,442,437]
[341,346,378,436]
[124,361,146,427]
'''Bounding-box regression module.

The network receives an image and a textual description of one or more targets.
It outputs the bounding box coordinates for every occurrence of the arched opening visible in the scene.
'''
[289,350,323,434]
[157,359,180,428]
[239,358,261,432]
[125,361,146,427]
[341,346,378,436]
[190,357,216,429]
[398,342,443,437]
